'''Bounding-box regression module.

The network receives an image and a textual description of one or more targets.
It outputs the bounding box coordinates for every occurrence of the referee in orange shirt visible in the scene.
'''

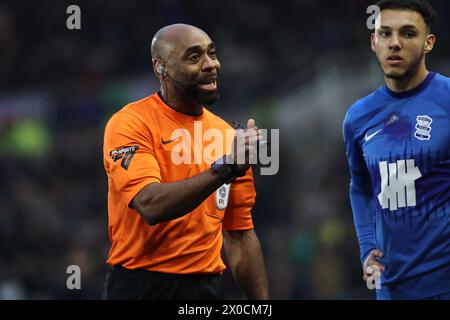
[102,24,269,300]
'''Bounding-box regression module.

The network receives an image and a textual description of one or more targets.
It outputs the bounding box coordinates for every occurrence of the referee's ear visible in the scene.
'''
[152,59,163,81]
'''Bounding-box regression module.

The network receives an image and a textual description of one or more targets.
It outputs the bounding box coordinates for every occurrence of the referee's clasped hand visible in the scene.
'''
[229,118,263,173]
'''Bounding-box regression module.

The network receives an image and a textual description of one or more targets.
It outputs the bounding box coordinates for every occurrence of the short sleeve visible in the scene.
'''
[103,111,162,207]
[222,168,256,231]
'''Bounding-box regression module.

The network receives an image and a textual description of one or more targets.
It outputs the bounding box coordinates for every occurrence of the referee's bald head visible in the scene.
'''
[151,24,210,63]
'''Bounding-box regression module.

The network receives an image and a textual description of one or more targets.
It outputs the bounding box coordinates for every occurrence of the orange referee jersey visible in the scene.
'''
[103,93,256,274]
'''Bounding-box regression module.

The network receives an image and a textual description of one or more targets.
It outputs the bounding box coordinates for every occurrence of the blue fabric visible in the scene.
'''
[343,72,450,299]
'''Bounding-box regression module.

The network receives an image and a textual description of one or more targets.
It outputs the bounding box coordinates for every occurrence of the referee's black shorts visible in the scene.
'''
[102,265,224,300]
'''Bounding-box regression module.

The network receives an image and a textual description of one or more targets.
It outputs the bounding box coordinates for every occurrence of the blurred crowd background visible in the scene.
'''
[0,0,449,299]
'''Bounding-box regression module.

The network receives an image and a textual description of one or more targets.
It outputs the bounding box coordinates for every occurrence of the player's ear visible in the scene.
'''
[370,32,376,53]
[424,33,435,54]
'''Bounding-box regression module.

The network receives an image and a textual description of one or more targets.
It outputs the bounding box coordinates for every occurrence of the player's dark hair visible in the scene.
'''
[375,0,437,32]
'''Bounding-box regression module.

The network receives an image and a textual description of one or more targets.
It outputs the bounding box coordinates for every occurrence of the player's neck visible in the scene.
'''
[160,88,202,116]
[384,65,429,93]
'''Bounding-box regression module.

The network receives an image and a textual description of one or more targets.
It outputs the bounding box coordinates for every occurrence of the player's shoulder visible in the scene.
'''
[432,73,450,90]
[427,73,450,112]
[344,89,383,126]
[433,72,450,83]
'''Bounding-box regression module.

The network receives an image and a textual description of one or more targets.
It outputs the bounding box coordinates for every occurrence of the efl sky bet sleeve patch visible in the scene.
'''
[110,146,139,170]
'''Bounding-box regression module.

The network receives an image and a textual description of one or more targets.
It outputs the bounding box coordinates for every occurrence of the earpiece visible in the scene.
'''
[157,65,165,77]
[157,64,188,87]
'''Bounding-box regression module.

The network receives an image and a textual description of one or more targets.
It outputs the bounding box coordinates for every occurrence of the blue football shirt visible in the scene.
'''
[343,72,450,299]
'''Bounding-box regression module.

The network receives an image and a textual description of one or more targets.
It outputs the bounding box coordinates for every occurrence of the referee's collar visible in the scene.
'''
[155,91,204,122]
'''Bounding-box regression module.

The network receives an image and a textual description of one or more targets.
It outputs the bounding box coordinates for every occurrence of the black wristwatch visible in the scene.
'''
[211,155,246,184]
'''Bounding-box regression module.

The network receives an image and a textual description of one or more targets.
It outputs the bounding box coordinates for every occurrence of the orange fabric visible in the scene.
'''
[103,93,255,274]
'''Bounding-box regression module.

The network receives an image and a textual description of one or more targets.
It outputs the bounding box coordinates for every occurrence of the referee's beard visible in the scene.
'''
[177,82,220,106]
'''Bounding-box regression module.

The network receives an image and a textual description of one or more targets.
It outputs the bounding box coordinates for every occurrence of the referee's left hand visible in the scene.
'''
[230,118,262,173]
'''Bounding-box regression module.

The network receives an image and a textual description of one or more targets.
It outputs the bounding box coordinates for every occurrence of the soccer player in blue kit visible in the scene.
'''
[343,0,449,300]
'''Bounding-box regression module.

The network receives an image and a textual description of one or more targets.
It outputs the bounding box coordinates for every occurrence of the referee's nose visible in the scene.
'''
[202,54,221,73]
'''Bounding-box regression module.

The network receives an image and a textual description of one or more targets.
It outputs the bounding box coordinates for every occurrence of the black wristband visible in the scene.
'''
[211,155,246,184]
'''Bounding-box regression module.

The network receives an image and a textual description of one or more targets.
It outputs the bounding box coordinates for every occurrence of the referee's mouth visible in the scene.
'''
[198,78,217,92]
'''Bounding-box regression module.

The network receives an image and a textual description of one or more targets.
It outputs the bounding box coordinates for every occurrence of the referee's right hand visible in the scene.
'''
[363,249,385,282]
[230,118,262,173]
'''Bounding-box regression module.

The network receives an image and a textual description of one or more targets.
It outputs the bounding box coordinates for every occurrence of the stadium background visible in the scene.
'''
[0,0,449,299]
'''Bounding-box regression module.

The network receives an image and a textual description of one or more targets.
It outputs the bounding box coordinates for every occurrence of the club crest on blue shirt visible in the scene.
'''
[414,115,432,141]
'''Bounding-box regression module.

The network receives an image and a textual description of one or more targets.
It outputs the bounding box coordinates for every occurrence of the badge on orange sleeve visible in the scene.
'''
[216,183,231,210]
[110,146,139,170]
